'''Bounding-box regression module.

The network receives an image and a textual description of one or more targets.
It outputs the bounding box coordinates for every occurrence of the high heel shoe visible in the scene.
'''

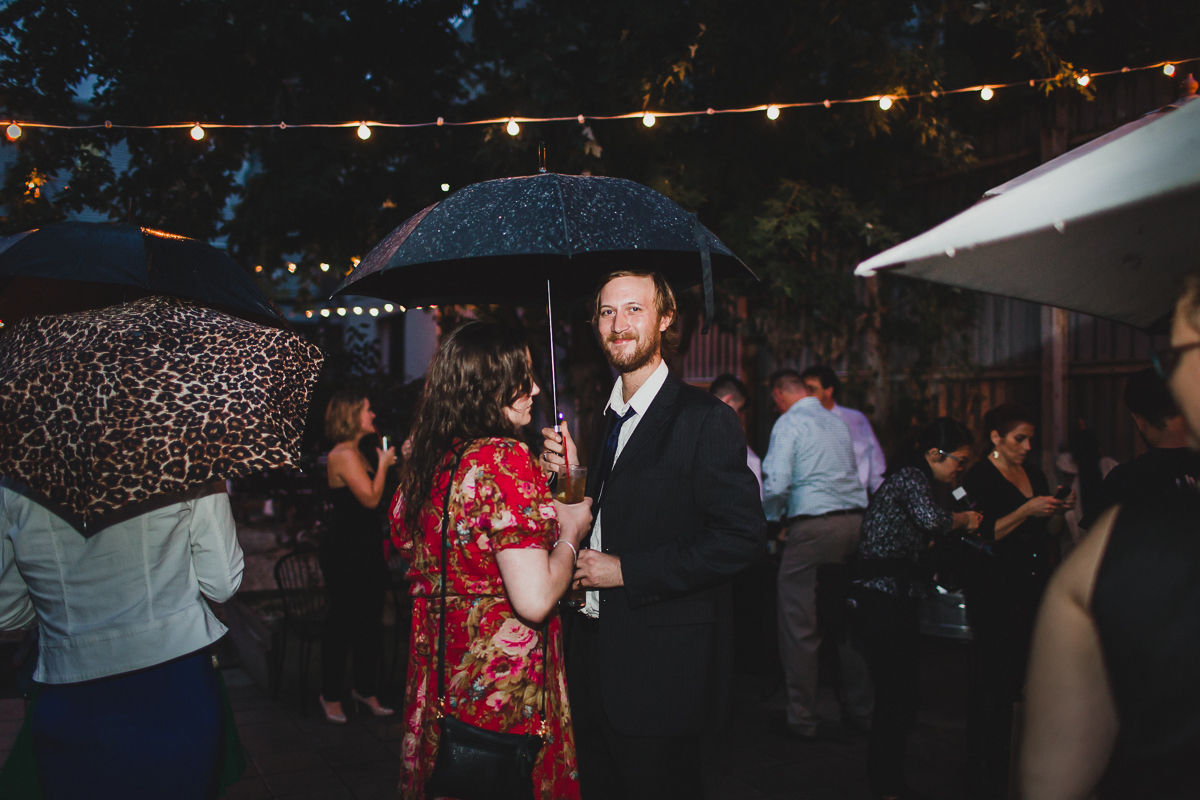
[350,689,394,717]
[318,695,347,724]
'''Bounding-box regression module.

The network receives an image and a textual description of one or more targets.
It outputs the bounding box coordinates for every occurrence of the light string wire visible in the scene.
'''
[3,56,1195,138]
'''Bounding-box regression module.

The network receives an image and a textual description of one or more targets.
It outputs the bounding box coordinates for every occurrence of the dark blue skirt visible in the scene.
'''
[31,650,223,800]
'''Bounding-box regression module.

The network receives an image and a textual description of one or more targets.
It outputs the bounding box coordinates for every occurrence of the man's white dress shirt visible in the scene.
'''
[584,359,669,618]
[831,404,887,495]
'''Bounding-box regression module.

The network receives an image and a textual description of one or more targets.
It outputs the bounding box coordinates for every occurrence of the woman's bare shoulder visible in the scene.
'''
[1053,505,1120,610]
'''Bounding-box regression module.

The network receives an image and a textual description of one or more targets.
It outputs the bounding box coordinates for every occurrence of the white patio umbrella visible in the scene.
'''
[856,92,1200,330]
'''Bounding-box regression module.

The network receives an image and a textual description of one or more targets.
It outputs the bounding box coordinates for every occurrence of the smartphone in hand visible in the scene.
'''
[1053,484,1071,501]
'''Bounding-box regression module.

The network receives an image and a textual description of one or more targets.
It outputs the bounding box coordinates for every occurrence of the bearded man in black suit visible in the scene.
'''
[542,270,766,800]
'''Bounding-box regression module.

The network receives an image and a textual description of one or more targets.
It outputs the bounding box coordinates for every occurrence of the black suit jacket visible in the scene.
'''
[582,373,767,737]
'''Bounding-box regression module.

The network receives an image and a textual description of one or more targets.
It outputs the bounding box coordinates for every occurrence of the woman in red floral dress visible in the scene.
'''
[391,322,593,800]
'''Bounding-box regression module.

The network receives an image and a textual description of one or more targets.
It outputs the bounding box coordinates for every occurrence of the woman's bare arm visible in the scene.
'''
[329,446,395,509]
[994,494,1065,541]
[1021,506,1121,800]
[495,499,592,624]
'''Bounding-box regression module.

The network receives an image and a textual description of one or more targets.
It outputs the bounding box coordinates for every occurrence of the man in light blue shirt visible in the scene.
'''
[801,364,887,495]
[762,369,872,739]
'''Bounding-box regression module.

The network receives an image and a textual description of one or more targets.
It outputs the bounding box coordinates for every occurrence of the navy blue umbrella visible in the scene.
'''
[0,221,284,328]
[334,172,754,429]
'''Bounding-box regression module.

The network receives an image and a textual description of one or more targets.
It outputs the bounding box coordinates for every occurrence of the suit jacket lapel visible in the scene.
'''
[607,375,680,484]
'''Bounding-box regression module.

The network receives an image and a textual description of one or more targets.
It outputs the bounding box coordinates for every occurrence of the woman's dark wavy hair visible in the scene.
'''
[980,402,1036,457]
[889,417,975,478]
[397,321,532,534]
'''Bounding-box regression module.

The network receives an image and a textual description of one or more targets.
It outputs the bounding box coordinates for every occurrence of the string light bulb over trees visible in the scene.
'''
[190,124,204,140]
[357,123,371,140]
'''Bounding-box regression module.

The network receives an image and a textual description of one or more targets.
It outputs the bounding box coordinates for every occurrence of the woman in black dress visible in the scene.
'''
[1022,277,1200,799]
[853,417,982,800]
[319,391,397,723]
[960,402,1073,797]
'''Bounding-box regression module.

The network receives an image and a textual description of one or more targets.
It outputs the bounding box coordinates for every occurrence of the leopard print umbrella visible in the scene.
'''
[0,295,323,533]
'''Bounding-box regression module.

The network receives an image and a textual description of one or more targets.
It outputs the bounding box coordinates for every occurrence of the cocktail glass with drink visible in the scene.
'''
[553,464,587,505]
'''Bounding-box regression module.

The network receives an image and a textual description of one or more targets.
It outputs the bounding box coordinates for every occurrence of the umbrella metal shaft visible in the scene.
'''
[547,280,560,435]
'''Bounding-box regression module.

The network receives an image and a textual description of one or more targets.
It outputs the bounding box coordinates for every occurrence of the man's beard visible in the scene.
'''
[603,326,661,373]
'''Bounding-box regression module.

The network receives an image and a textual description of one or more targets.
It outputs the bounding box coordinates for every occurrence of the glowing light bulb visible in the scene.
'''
[1165,64,1176,77]
[1077,74,1091,86]
[980,87,994,101]
[6,123,21,140]
[642,112,656,127]
[319,263,330,272]
[823,100,831,108]
[398,305,406,312]
[337,308,347,316]
[441,183,450,192]
[506,119,520,136]
[351,256,361,266]
[369,308,379,317]
[766,105,780,120]
[305,310,313,318]
[353,306,363,315]
[254,265,263,273]
[190,124,204,141]
[287,262,296,273]
[384,304,394,312]
[878,96,893,111]
[321,309,330,317]
[357,123,371,140]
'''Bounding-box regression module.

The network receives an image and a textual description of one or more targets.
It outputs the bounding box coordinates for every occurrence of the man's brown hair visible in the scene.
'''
[591,270,680,359]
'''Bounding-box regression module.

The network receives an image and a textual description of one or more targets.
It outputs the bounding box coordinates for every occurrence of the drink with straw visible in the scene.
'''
[553,465,587,504]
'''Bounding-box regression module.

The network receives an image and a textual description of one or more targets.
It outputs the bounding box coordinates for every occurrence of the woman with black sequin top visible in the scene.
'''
[853,417,982,800]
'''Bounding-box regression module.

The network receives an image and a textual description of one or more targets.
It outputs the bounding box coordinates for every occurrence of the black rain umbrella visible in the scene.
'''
[0,221,285,328]
[334,172,756,427]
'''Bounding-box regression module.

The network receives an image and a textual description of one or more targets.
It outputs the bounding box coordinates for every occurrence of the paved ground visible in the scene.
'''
[216,633,972,800]
[0,635,972,800]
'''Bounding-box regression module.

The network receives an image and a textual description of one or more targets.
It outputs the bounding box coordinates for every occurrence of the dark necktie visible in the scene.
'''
[589,405,638,528]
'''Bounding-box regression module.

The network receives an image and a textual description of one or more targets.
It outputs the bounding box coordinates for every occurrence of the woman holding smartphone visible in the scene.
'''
[960,402,1074,797]
[319,391,397,723]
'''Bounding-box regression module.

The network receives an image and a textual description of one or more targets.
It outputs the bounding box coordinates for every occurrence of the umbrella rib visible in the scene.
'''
[554,176,572,259]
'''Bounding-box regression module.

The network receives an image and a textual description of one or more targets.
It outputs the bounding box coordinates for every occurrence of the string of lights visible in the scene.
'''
[4,57,1195,143]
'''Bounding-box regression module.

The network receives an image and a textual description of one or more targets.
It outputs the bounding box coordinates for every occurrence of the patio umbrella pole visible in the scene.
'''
[547,279,561,435]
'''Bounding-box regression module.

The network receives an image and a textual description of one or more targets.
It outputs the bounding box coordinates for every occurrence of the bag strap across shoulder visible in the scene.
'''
[434,444,549,733]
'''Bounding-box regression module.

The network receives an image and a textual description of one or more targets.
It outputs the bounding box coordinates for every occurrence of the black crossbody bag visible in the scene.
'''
[424,449,546,800]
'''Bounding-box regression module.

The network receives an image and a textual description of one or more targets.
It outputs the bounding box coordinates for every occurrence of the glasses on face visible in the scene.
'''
[1153,341,1200,380]
[938,450,967,466]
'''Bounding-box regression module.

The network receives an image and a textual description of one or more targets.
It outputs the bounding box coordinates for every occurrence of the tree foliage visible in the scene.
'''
[4,0,1200,446]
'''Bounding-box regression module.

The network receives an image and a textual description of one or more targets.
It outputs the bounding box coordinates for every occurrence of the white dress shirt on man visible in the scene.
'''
[831,403,887,494]
[584,359,670,618]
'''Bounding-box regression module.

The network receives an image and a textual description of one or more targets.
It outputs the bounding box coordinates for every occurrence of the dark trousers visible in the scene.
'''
[855,588,921,796]
[319,542,385,699]
[964,572,1044,788]
[32,650,222,800]
[566,614,704,800]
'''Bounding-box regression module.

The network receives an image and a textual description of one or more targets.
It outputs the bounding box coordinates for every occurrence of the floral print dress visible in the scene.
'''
[391,438,579,800]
